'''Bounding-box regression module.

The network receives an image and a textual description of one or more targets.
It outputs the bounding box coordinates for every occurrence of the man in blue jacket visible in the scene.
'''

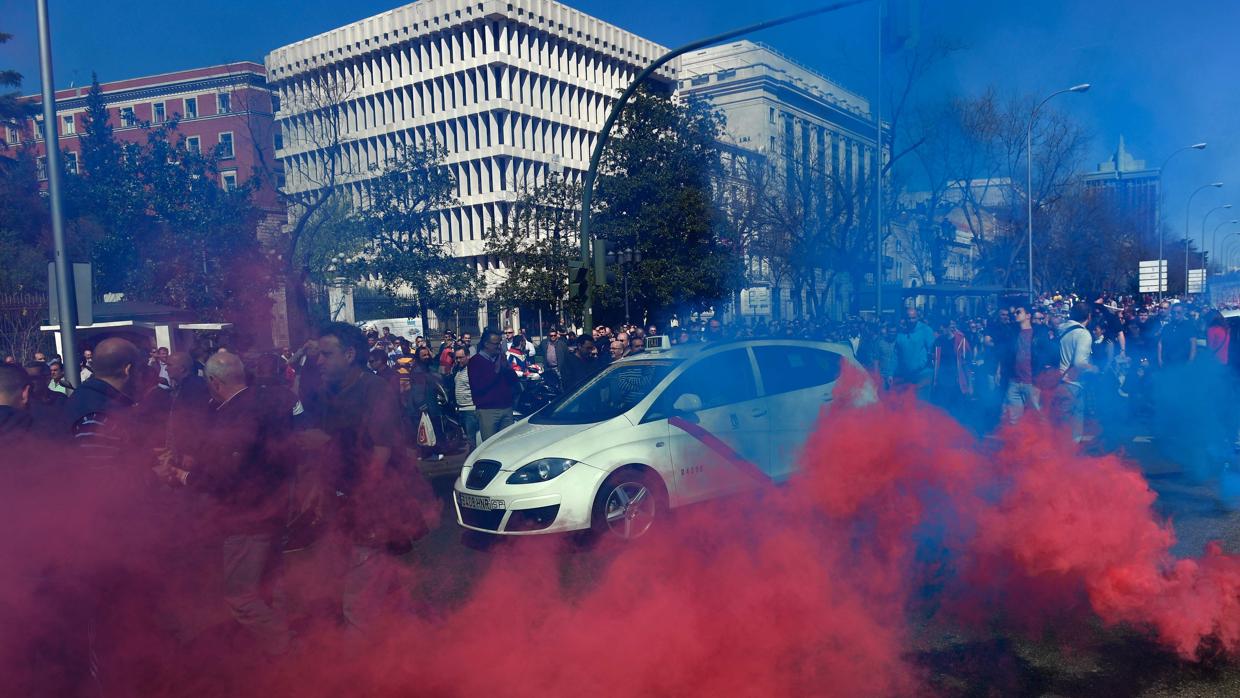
[894,306,936,398]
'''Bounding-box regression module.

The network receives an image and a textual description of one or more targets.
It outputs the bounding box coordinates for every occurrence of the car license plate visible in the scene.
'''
[459,493,505,511]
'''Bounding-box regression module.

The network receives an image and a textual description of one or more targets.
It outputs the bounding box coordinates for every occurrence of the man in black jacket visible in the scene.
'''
[537,327,569,385]
[160,351,294,654]
[0,364,33,439]
[300,322,429,632]
[560,336,601,393]
[137,352,211,454]
[23,362,66,439]
[64,337,140,464]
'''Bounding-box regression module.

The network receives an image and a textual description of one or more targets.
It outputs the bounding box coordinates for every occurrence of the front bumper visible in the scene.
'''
[453,461,607,535]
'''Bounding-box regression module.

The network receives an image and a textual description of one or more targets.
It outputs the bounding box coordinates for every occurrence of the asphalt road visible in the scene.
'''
[404,434,1240,697]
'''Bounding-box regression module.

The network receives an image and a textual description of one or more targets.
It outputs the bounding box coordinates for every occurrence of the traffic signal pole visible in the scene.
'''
[575,0,873,332]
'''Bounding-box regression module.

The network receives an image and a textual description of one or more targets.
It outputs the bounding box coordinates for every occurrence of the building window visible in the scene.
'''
[273,126,283,150]
[221,171,238,191]
[36,156,47,181]
[62,115,75,135]
[271,94,280,113]
[769,107,775,124]
[276,172,286,189]
[186,136,201,154]
[64,152,78,174]
[218,132,235,159]
[4,126,16,145]
[185,97,198,119]
[218,93,231,113]
[33,118,43,141]
[153,102,165,124]
[120,107,136,127]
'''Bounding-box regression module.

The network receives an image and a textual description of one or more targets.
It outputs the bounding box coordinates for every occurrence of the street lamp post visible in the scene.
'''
[1222,232,1240,273]
[1185,182,1224,294]
[37,0,80,386]
[606,247,642,324]
[1026,84,1090,302]
[1213,218,1239,272]
[1157,143,1207,299]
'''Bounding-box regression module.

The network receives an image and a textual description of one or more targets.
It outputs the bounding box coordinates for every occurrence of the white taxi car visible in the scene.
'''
[453,338,860,540]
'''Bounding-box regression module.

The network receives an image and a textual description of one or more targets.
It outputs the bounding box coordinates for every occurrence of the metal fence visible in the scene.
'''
[0,292,51,361]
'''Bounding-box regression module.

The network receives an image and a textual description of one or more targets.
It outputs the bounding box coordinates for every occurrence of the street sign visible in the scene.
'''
[743,287,771,315]
[1138,259,1167,293]
[1187,268,1206,294]
[47,262,93,326]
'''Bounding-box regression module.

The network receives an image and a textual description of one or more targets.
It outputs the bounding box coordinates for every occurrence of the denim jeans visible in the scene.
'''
[1003,381,1041,424]
[1053,382,1085,442]
[460,409,480,448]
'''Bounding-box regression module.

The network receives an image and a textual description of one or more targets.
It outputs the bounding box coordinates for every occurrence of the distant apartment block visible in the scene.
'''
[5,62,282,209]
[677,40,880,319]
[1083,136,1159,246]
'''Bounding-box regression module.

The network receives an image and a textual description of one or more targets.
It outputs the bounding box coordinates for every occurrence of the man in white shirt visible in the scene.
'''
[1055,303,1095,443]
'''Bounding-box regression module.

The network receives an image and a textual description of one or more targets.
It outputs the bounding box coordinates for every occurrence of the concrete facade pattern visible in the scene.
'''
[266,0,673,264]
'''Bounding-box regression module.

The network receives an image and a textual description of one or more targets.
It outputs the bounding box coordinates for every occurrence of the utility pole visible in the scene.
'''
[37,0,80,385]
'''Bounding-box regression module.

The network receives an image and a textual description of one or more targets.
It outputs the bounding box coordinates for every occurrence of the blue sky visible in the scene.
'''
[3,0,1238,250]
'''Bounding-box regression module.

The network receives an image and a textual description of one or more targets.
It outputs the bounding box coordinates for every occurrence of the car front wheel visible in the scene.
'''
[591,468,662,541]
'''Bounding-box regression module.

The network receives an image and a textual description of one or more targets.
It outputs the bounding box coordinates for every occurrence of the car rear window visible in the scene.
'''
[753,345,841,395]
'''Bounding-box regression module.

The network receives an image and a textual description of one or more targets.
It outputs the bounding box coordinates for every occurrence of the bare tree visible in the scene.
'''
[0,292,49,362]
[247,67,361,343]
[916,89,1089,289]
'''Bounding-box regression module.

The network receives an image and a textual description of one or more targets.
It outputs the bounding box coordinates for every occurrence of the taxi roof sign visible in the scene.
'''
[645,335,672,352]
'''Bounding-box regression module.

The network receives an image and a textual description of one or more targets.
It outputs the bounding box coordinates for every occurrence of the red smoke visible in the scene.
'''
[975,418,1240,659]
[2,363,1238,696]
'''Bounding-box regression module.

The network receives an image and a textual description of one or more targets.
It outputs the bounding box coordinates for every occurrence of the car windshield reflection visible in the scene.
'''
[530,360,677,425]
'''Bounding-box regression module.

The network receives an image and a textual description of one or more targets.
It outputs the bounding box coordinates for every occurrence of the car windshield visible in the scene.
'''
[531,360,677,425]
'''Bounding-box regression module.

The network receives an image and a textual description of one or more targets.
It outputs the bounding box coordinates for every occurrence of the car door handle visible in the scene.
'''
[751,408,768,418]
[821,395,833,403]
[729,414,740,429]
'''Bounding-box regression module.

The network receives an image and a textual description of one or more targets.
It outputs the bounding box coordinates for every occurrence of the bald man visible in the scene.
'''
[65,337,140,462]
[162,350,295,654]
[140,352,212,453]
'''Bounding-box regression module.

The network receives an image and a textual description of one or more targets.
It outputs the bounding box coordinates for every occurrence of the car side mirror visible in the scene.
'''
[672,393,702,413]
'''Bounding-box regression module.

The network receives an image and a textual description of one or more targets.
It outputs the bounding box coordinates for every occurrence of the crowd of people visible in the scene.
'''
[2,293,1239,687]
[0,324,449,681]
[846,293,1240,459]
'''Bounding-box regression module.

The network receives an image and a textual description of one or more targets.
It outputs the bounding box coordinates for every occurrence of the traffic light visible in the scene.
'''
[568,260,589,302]
[594,238,610,283]
[594,239,618,285]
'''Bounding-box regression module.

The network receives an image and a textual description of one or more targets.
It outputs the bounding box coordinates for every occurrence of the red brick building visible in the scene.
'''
[5,61,283,209]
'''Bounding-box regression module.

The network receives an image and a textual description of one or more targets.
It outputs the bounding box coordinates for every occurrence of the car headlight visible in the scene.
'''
[506,458,578,484]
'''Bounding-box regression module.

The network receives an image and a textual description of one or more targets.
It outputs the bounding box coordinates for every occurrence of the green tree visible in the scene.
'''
[0,31,35,134]
[0,149,47,293]
[64,75,273,328]
[484,173,582,320]
[593,88,743,323]
[360,142,480,332]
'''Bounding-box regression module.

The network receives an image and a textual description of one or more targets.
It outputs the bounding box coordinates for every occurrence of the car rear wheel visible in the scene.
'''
[591,468,663,541]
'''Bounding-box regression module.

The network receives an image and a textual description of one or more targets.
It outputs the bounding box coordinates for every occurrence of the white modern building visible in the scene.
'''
[677,41,881,320]
[267,0,673,329]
